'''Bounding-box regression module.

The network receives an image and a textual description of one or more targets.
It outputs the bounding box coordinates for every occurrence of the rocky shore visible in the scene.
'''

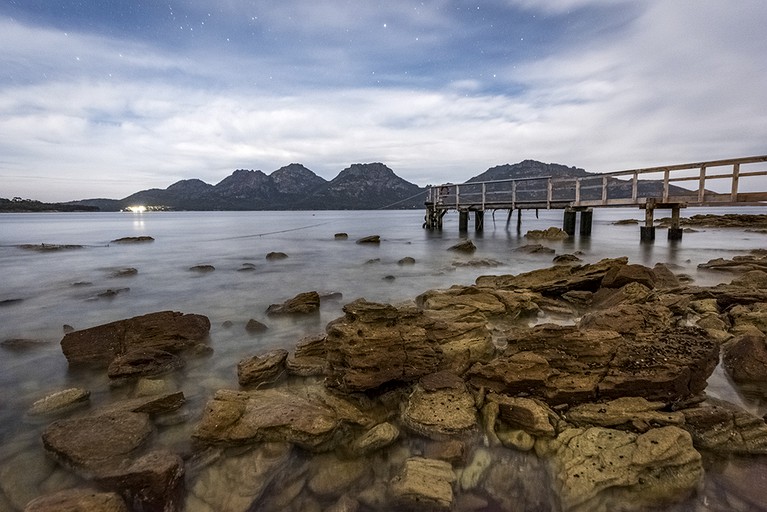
[7,254,767,511]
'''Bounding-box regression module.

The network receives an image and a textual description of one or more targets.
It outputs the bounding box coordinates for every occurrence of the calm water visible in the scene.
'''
[0,207,765,510]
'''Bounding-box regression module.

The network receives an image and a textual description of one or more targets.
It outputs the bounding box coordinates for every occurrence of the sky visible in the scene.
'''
[1,1,766,202]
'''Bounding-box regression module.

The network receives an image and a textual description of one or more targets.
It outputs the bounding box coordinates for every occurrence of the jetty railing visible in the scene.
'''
[424,155,767,239]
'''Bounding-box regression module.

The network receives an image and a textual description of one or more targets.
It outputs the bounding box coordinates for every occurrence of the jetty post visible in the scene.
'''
[563,207,594,237]
[640,200,656,242]
[668,205,684,240]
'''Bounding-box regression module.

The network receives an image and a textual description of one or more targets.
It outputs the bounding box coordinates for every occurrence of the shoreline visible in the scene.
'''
[8,250,767,512]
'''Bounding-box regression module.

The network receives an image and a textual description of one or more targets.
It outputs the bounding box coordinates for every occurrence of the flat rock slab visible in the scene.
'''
[42,412,153,476]
[25,489,128,512]
[107,348,185,379]
[402,378,477,440]
[680,397,767,455]
[539,426,702,512]
[390,457,455,511]
[61,311,210,367]
[193,388,352,451]
[237,349,288,387]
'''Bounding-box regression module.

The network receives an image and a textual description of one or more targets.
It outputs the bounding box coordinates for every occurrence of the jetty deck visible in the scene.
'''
[424,155,767,241]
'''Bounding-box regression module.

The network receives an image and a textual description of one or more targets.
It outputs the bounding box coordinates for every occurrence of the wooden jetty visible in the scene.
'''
[424,155,767,241]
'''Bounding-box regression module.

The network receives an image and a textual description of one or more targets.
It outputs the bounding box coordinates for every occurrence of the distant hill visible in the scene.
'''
[55,159,695,212]
[0,197,99,212]
[68,162,426,211]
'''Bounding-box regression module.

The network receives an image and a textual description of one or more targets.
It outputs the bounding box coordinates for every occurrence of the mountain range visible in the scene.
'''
[59,160,689,211]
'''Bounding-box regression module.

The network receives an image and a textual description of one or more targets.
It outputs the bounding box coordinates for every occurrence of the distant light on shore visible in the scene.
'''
[125,205,147,213]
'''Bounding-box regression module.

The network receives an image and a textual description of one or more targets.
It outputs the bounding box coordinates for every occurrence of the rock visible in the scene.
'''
[424,439,467,465]
[0,450,58,511]
[110,267,138,278]
[476,257,628,295]
[447,240,476,253]
[712,456,767,512]
[325,495,360,512]
[307,453,370,497]
[286,334,328,376]
[189,264,215,273]
[265,252,289,260]
[722,331,767,383]
[398,257,416,265]
[266,291,320,315]
[1,338,50,351]
[553,253,582,264]
[107,349,185,379]
[25,489,128,512]
[652,263,681,289]
[334,233,349,240]
[95,450,184,512]
[402,373,477,439]
[578,303,673,334]
[245,319,268,333]
[680,397,767,454]
[324,299,442,392]
[487,394,556,437]
[193,387,367,451]
[355,235,380,244]
[515,243,555,254]
[96,288,130,299]
[60,311,210,367]
[613,219,639,225]
[496,428,535,451]
[699,254,767,272]
[483,450,550,511]
[524,227,569,240]
[538,426,702,512]
[601,263,657,289]
[188,443,291,512]
[111,236,154,244]
[467,324,719,405]
[590,282,652,310]
[27,387,90,417]
[352,422,400,455]
[731,269,767,289]
[42,412,153,476]
[16,244,83,252]
[566,397,685,432]
[237,349,288,387]
[561,290,593,307]
[451,258,502,268]
[97,392,186,416]
[389,457,455,511]
[458,448,491,491]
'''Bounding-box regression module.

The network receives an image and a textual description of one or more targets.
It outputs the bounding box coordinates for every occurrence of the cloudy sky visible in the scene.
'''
[1,1,765,201]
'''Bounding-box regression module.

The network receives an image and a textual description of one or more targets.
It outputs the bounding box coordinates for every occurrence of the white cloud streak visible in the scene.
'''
[0,1,765,201]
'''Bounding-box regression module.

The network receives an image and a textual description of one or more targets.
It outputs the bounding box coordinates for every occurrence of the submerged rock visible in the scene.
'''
[27,387,90,417]
[447,240,476,253]
[524,227,569,240]
[107,349,185,379]
[42,412,153,476]
[25,489,128,512]
[538,426,702,512]
[680,397,767,454]
[389,457,455,511]
[356,235,381,244]
[189,264,215,273]
[16,244,83,252]
[265,251,289,260]
[111,236,154,244]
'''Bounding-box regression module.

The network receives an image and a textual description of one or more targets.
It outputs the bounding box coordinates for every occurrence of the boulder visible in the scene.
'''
[447,240,476,253]
[389,457,455,511]
[722,331,767,383]
[538,426,702,512]
[265,252,289,260]
[60,311,210,367]
[402,372,477,439]
[680,397,767,454]
[42,412,153,476]
[187,443,292,512]
[398,257,416,265]
[107,349,185,379]
[25,489,128,512]
[578,303,673,334]
[486,394,556,437]
[266,291,320,315]
[553,253,582,264]
[193,387,368,451]
[286,334,328,376]
[356,235,380,244]
[524,227,569,240]
[237,349,288,387]
[97,392,186,417]
[476,257,628,295]
[27,387,90,417]
[324,299,442,392]
[731,269,767,289]
[352,423,400,455]
[515,243,555,254]
[245,319,268,333]
[334,233,349,240]
[95,450,184,512]
[467,324,719,405]
[600,263,657,289]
